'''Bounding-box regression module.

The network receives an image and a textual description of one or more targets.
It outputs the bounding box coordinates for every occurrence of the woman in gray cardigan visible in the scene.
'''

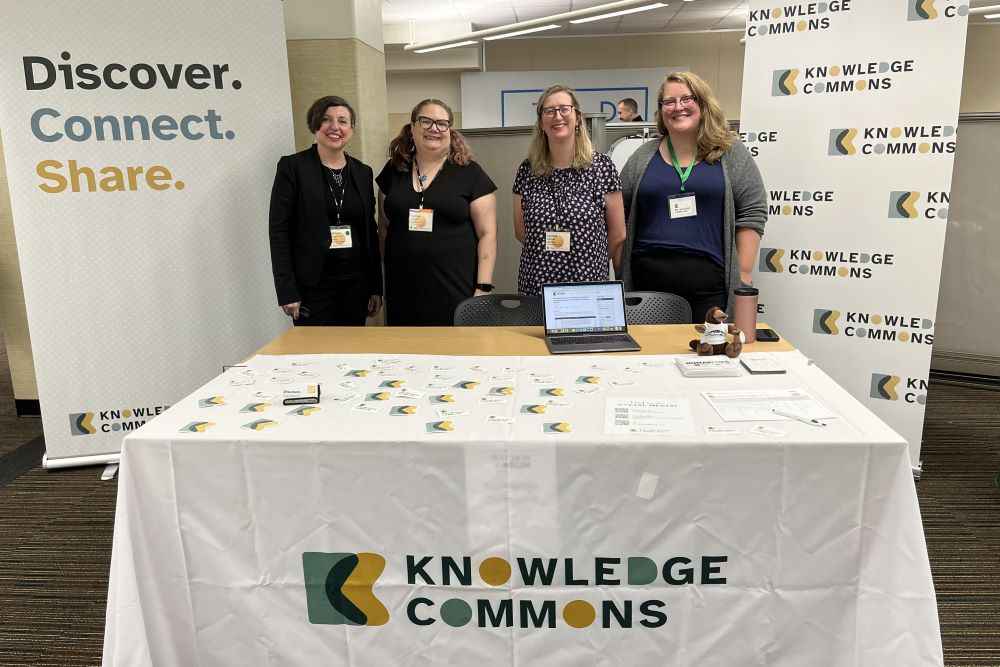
[619,71,767,322]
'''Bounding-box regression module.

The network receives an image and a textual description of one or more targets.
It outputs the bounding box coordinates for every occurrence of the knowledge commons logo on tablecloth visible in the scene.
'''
[302,552,731,629]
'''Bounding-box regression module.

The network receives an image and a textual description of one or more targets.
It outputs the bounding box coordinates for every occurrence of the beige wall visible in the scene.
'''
[960,25,1000,113]
[0,131,38,400]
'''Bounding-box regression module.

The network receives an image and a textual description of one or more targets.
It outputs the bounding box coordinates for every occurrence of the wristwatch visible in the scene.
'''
[475,282,495,293]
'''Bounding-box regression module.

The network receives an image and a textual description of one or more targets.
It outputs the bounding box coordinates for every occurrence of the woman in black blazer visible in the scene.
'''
[269,95,383,325]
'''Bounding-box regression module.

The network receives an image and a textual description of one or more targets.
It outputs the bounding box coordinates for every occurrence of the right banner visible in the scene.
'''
[739,1,970,465]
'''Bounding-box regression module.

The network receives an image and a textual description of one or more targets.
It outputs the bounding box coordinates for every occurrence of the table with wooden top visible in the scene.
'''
[104,325,941,667]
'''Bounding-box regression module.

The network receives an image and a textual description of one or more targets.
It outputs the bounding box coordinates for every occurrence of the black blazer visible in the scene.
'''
[268,145,383,306]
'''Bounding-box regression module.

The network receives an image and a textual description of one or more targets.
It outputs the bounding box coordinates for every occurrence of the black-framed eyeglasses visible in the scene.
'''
[540,105,576,118]
[660,94,698,109]
[415,116,452,131]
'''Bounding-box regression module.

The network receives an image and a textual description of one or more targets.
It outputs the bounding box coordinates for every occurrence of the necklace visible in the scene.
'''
[415,156,447,184]
[328,166,344,188]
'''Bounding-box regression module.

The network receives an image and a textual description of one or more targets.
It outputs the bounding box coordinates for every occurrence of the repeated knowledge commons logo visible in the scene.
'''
[907,0,970,21]
[813,308,934,344]
[69,412,96,435]
[829,125,956,157]
[812,309,841,335]
[772,69,799,96]
[888,190,950,220]
[870,372,929,404]
[759,247,894,279]
[302,552,389,626]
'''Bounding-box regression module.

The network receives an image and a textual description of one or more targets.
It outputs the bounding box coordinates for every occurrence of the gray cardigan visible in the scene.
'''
[618,138,767,317]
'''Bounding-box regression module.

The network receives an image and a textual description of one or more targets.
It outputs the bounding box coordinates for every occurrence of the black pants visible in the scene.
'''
[631,248,726,324]
[295,271,369,326]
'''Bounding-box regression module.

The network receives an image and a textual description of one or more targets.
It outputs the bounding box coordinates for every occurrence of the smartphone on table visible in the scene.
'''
[755,328,780,342]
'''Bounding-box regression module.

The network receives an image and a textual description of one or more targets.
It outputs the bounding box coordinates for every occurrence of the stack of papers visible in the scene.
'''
[675,357,742,378]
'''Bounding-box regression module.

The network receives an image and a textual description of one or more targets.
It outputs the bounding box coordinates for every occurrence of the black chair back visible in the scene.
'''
[453,294,544,327]
[624,291,692,325]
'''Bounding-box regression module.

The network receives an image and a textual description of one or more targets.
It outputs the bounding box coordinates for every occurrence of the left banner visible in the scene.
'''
[0,0,293,466]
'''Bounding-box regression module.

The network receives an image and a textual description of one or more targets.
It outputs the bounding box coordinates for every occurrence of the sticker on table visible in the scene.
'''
[574,385,604,395]
[545,399,572,408]
[436,407,468,418]
[480,396,509,404]
[429,394,456,404]
[268,376,295,384]
[539,387,564,397]
[270,368,295,375]
[198,396,226,408]
[345,369,369,378]
[397,388,425,399]
[338,381,359,391]
[530,375,558,384]
[426,420,455,433]
[576,376,601,384]
[288,405,322,416]
[610,380,638,388]
[227,377,256,387]
[179,421,215,433]
[490,386,515,396]
[240,402,272,413]
[543,422,572,433]
[297,371,320,379]
[380,380,405,389]
[243,419,278,431]
[424,383,450,390]
[520,404,548,415]
[622,367,643,375]
[249,391,278,401]
[751,424,787,438]
[705,425,740,435]
[453,381,480,390]
[365,392,392,402]
[469,365,491,374]
[351,403,380,413]
[389,405,418,416]
[290,361,314,367]
[489,375,516,383]
[432,365,455,372]
[403,365,424,374]
[640,361,667,368]
[485,415,515,424]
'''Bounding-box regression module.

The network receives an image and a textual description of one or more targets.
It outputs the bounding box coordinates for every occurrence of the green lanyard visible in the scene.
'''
[666,137,695,192]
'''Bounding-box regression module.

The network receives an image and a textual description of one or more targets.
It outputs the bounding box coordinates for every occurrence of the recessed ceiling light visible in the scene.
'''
[569,2,668,24]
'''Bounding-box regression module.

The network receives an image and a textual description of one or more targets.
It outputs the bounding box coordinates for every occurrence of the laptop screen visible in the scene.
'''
[542,281,628,334]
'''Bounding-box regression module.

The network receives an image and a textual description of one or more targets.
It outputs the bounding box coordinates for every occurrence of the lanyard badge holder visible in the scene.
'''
[408,160,435,232]
[544,173,571,252]
[666,137,698,219]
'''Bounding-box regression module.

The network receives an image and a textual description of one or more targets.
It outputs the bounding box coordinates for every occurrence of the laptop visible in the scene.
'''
[541,281,641,354]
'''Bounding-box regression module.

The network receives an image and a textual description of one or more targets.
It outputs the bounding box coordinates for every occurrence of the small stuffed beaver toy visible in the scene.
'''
[690,306,743,358]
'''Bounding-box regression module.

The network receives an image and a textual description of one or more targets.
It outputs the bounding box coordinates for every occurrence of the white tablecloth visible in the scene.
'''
[103,351,941,666]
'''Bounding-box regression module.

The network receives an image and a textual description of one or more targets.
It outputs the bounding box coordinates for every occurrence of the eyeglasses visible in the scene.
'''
[415,116,452,131]
[540,105,576,118]
[660,94,698,109]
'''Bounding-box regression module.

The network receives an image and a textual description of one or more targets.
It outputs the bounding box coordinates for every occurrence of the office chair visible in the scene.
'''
[624,291,692,325]
[453,294,544,326]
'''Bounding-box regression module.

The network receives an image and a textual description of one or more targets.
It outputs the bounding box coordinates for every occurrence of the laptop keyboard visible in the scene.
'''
[551,335,632,346]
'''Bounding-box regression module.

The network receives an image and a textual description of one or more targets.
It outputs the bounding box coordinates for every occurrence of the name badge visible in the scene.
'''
[545,231,571,252]
[330,225,353,249]
[668,193,697,219]
[408,208,433,232]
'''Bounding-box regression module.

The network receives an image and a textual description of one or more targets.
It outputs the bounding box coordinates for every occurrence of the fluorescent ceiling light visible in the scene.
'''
[413,40,477,53]
[569,2,667,23]
[985,13,1000,18]
[483,24,561,40]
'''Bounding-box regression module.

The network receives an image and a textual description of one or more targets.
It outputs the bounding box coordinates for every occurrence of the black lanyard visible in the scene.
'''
[324,166,348,224]
[414,159,444,209]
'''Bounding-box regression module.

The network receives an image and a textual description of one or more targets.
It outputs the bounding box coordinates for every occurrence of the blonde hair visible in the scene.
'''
[655,71,734,164]
[527,85,594,177]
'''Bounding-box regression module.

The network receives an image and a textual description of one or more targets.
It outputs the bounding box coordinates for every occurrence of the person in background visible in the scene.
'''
[617,98,644,122]
[376,99,497,326]
[512,85,626,296]
[269,95,382,325]
[618,71,766,323]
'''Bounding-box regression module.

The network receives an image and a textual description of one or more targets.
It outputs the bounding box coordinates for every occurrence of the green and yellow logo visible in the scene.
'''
[812,309,841,335]
[828,128,858,155]
[889,191,920,218]
[241,402,272,413]
[888,190,949,220]
[543,422,572,433]
[772,69,800,96]
[69,412,96,435]
[759,247,785,273]
[870,373,901,400]
[179,421,215,433]
[288,405,321,416]
[302,552,388,626]
[243,419,278,431]
[908,0,969,20]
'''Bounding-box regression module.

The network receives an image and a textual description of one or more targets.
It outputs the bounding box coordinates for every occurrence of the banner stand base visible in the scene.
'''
[42,452,120,471]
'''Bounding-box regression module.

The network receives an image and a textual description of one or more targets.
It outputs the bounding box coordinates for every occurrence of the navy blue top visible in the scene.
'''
[633,150,725,267]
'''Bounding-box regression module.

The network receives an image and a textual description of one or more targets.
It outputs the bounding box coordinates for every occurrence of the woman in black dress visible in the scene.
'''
[376,99,497,326]
[269,95,382,325]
